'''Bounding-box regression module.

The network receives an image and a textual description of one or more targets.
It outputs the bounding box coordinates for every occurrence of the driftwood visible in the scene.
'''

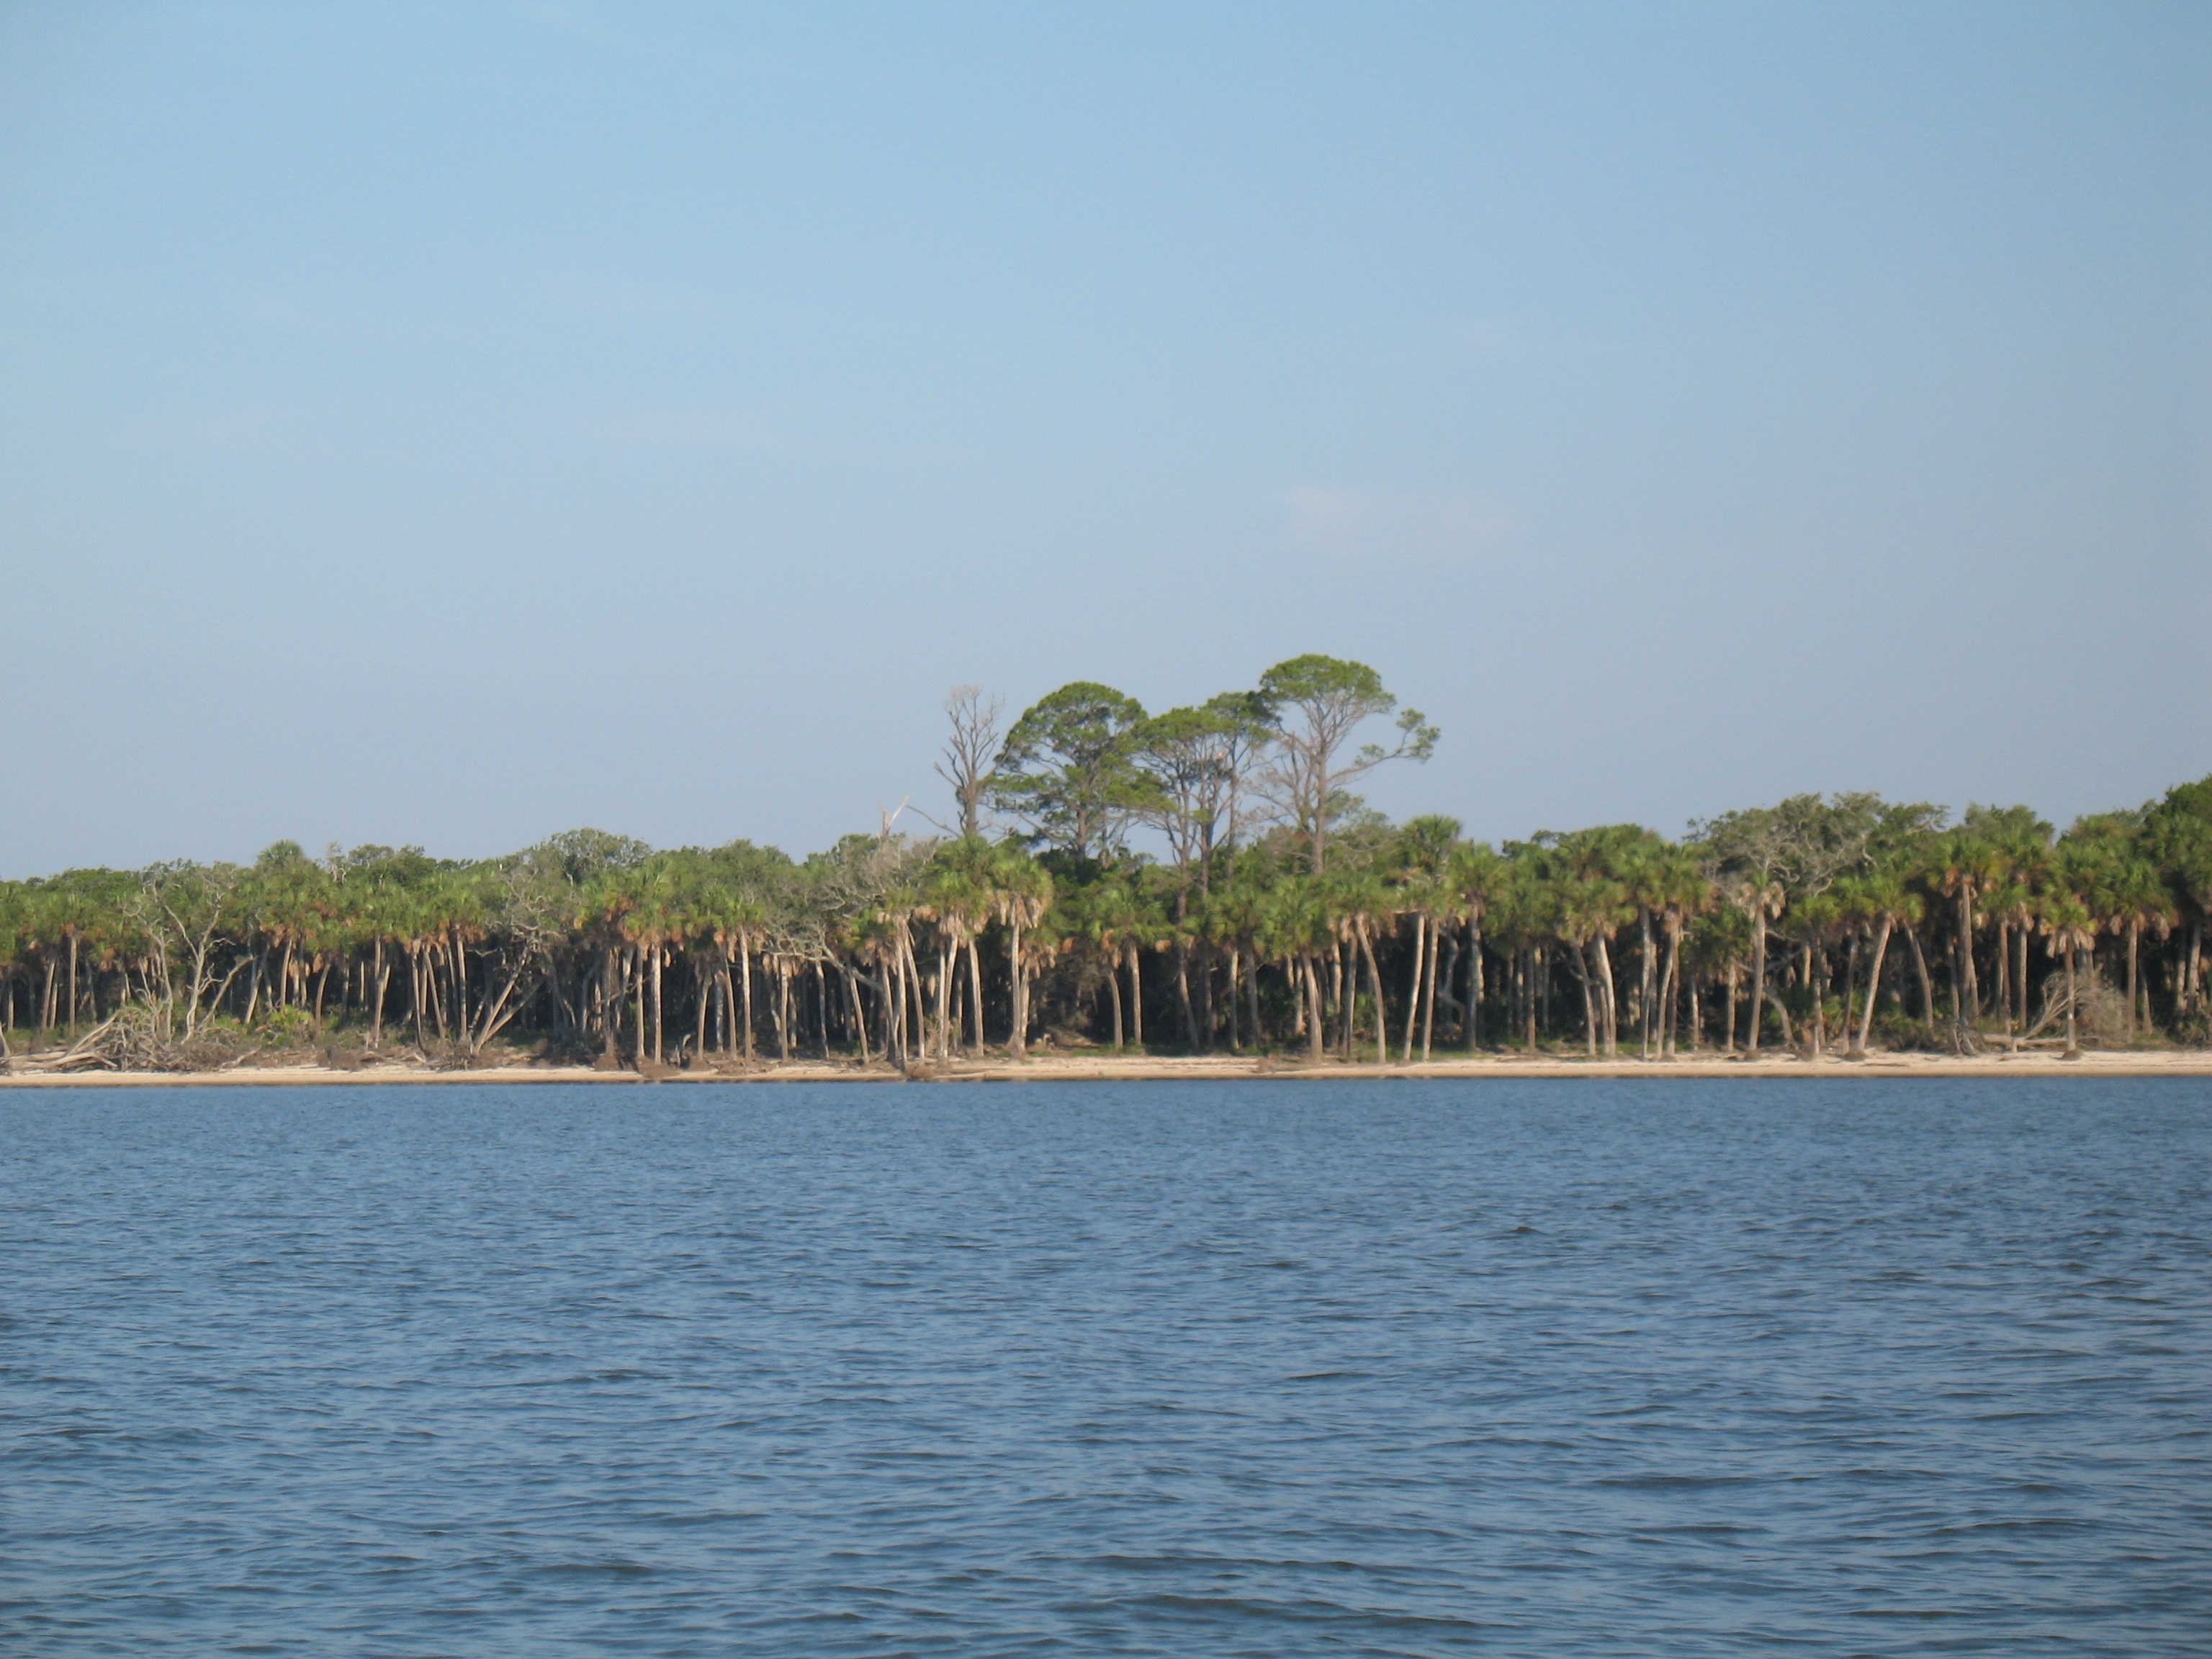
[1,1014,124,1074]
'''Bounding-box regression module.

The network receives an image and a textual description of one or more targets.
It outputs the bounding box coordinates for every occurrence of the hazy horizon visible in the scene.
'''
[4,1,2206,878]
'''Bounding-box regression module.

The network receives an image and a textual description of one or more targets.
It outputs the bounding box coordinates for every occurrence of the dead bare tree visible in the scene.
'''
[930,685,1004,839]
[131,861,248,1041]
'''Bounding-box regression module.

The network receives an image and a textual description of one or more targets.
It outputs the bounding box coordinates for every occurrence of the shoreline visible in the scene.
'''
[4,1050,2209,1087]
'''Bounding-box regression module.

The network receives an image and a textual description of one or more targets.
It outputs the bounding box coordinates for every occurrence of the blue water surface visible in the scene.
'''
[2,1077,2207,1656]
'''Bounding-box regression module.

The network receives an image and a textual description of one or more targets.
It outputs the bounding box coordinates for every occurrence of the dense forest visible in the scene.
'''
[4,655,2208,1073]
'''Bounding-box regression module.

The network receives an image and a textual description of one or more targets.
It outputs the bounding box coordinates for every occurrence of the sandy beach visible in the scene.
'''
[4,1049,2208,1087]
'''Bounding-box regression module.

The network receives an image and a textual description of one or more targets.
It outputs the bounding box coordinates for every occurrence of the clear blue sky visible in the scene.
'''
[2,1,2206,875]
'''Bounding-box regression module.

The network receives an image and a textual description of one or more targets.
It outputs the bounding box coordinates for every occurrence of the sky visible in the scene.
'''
[1,0,2206,876]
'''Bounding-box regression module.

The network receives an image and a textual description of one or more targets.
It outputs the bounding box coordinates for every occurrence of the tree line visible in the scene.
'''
[3,655,2208,1071]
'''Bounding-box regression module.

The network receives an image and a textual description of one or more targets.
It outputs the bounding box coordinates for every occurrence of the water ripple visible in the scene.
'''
[2,1077,2206,1655]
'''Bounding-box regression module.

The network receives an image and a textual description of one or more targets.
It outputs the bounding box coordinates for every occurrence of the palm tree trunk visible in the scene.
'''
[906,934,928,1061]
[1809,941,1827,1059]
[1467,920,1485,1053]
[1747,916,1768,1057]
[1223,945,1239,1051]
[1401,915,1424,1063]
[966,938,986,1055]
[1525,948,1541,1053]
[1334,939,1351,1058]
[630,950,646,1066]
[1856,917,1893,1056]
[739,938,755,1061]
[1009,923,1028,1059]
[1105,945,1125,1051]
[1420,921,1438,1062]
[1302,953,1324,1062]
[1637,910,1655,1058]
[2064,944,2080,1058]
[936,945,954,1060]
[1357,922,1386,1064]
[1195,937,1215,1051]
[1125,940,1142,1048]
[1996,922,2013,1035]
[2184,921,2203,1015]
[1959,891,1979,1020]
[650,946,665,1064]
[1905,925,1936,1035]
[1576,946,1598,1056]
[1172,927,1196,1050]
[693,957,711,1061]
[1246,943,1262,1048]
[1592,934,1619,1058]
[2126,920,2141,1043]
[846,966,871,1064]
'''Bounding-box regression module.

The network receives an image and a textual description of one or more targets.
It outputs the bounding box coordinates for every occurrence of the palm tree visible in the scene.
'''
[989,844,1053,1059]
[1202,856,1274,1051]
[1930,831,2003,1029]
[1642,845,1712,1058]
[2146,781,2212,1023]
[1838,871,1921,1056]
[1260,876,1332,1061]
[2038,891,2098,1059]
[1391,816,1460,1062]
[1447,840,1503,1053]
[2092,845,2176,1043]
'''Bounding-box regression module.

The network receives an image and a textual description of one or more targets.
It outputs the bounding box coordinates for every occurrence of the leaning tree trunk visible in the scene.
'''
[1855,917,1894,1057]
[1105,945,1125,1051]
[937,943,956,1061]
[1356,922,1387,1064]
[1905,925,1936,1035]
[1399,915,1424,1064]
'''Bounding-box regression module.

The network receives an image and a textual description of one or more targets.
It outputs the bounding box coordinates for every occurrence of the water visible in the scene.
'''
[3,1079,2207,1656]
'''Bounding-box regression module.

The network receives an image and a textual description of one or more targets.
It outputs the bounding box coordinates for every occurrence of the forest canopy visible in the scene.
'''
[4,657,2207,1071]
